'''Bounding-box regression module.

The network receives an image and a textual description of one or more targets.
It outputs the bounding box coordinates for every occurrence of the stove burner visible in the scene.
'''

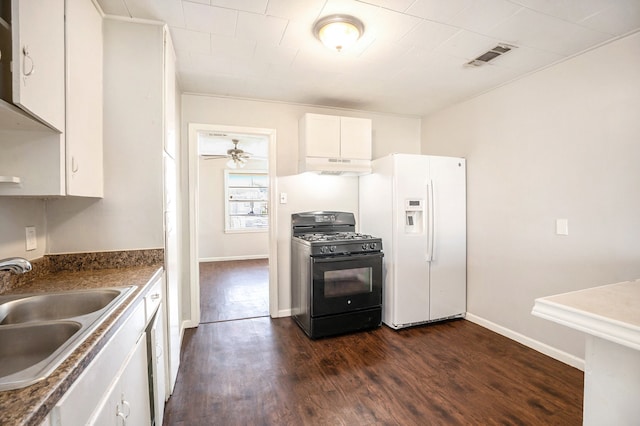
[296,232,376,243]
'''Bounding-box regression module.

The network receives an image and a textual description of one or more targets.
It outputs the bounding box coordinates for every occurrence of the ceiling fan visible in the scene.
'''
[202,139,252,168]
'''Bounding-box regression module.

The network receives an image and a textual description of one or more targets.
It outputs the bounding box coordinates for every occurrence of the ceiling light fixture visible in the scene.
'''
[313,14,364,52]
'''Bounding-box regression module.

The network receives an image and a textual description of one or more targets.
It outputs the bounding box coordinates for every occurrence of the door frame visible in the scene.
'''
[187,123,278,326]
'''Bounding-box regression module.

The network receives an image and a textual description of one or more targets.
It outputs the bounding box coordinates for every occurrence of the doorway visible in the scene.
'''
[187,124,278,327]
[199,259,269,322]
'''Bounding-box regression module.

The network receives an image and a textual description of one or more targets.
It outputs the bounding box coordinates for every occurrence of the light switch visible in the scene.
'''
[25,226,37,251]
[280,192,288,204]
[556,219,569,236]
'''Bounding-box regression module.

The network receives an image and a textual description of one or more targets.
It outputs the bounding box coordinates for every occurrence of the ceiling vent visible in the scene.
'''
[465,43,517,67]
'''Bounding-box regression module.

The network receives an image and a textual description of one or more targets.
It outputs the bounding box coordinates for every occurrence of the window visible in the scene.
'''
[225,170,268,232]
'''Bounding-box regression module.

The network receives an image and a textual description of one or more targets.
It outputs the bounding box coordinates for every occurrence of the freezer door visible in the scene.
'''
[392,154,431,326]
[428,157,466,320]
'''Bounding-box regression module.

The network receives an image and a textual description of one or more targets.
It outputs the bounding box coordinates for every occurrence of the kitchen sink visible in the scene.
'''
[0,322,81,377]
[0,289,122,325]
[0,286,135,391]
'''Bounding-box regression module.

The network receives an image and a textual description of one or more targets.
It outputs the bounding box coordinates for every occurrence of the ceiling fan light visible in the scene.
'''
[314,15,364,52]
[226,157,247,169]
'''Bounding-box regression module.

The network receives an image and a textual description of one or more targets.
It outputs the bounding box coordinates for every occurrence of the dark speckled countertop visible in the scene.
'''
[0,250,163,426]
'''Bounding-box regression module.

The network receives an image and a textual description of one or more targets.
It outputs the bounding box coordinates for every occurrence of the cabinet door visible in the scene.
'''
[301,113,340,158]
[339,116,372,160]
[65,0,103,197]
[11,0,65,132]
[90,334,151,426]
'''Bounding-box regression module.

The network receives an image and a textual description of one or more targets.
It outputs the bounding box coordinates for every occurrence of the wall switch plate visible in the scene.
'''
[280,192,287,204]
[25,226,37,251]
[556,219,569,236]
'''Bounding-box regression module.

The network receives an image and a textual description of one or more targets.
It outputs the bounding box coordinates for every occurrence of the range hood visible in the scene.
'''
[301,157,372,176]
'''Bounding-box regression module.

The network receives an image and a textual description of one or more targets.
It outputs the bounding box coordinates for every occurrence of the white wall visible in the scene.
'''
[46,19,165,254]
[421,32,640,362]
[0,199,47,260]
[198,157,269,260]
[181,95,422,315]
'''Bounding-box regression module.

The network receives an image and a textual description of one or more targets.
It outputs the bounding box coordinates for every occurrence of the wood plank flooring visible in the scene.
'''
[164,262,583,425]
[199,259,269,323]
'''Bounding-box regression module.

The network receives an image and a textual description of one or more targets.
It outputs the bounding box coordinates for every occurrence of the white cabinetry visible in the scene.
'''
[299,113,372,174]
[64,0,103,197]
[89,334,151,426]
[0,0,103,197]
[9,0,65,132]
[50,276,167,426]
[51,301,147,425]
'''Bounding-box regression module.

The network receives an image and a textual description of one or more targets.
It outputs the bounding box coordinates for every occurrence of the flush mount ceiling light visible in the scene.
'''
[313,14,364,52]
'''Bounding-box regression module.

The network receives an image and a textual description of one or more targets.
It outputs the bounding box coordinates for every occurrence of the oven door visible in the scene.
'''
[311,252,383,317]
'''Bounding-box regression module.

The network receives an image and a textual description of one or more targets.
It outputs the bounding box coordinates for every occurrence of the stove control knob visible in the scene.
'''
[369,243,377,250]
[329,246,336,253]
[320,246,328,254]
[362,243,368,250]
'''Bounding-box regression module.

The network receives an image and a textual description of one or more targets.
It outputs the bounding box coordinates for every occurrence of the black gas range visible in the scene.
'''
[290,211,383,338]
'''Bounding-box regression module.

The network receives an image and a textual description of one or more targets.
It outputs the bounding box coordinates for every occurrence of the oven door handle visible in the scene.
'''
[312,253,383,263]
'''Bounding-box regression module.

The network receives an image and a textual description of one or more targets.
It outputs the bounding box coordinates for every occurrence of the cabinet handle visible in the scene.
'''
[150,293,160,300]
[22,46,35,78]
[116,410,127,426]
[116,394,131,425]
[71,156,79,173]
[155,342,164,359]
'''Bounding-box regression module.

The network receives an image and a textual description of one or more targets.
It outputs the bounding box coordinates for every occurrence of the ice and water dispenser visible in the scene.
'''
[404,199,424,234]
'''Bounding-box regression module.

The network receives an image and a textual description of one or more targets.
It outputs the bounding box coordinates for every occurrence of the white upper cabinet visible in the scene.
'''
[299,113,372,175]
[339,116,373,160]
[10,0,65,132]
[0,0,103,197]
[301,113,340,158]
[65,0,103,197]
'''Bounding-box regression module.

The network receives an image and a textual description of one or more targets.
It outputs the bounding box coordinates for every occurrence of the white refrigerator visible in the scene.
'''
[359,154,466,329]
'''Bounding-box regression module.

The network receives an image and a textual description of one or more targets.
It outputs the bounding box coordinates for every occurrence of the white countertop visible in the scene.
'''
[532,279,640,351]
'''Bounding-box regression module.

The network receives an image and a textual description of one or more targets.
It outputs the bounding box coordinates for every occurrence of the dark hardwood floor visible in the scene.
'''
[199,259,269,323]
[164,262,583,425]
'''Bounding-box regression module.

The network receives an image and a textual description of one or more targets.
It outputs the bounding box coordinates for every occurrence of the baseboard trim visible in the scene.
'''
[276,308,292,318]
[465,313,585,371]
[199,255,268,262]
[183,318,199,329]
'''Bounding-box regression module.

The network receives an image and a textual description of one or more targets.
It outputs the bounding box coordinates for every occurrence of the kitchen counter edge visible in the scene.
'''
[0,264,164,426]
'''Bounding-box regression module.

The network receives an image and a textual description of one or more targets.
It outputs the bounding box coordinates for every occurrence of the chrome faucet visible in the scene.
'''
[0,257,32,274]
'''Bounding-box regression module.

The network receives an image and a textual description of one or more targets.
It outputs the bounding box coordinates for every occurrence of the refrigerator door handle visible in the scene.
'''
[426,180,434,262]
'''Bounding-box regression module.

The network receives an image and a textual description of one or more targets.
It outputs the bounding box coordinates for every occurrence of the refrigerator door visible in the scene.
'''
[391,154,431,326]
[429,157,467,320]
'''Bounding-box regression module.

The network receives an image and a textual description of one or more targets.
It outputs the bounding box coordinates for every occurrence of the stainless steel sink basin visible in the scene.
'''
[0,322,81,377]
[0,286,135,391]
[0,289,122,325]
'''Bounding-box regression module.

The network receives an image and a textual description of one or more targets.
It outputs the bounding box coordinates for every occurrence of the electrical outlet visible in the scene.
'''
[25,226,37,251]
[556,219,569,236]
[280,192,288,204]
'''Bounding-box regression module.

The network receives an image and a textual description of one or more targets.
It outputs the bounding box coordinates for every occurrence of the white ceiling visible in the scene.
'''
[96,0,640,116]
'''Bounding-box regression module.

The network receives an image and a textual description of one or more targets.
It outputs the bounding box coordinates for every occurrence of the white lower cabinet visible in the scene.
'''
[49,277,167,426]
[89,334,150,425]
